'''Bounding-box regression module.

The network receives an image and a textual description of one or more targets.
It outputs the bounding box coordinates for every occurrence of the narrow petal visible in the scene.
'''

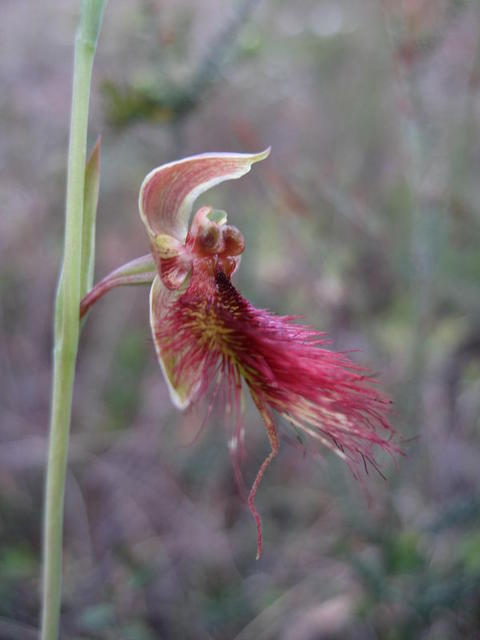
[149,275,202,409]
[139,149,270,243]
[80,254,156,319]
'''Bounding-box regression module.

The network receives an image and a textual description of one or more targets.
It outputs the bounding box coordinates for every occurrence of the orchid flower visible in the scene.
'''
[81,150,398,558]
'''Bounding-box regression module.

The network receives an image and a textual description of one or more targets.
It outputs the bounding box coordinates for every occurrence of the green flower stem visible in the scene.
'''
[41,3,106,640]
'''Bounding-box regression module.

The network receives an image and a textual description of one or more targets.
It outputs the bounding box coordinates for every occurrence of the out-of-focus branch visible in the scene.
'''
[104,0,262,127]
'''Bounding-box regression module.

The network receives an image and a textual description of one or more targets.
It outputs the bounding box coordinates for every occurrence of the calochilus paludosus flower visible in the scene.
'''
[81,149,399,559]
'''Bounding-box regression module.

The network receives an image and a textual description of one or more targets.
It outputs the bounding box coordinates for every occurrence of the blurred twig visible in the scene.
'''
[381,2,439,423]
[234,574,354,640]
[104,0,262,127]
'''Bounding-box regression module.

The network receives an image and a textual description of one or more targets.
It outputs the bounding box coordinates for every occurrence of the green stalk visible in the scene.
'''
[41,3,106,639]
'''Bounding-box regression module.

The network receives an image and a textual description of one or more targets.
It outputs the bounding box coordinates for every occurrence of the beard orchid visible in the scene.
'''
[81,150,397,558]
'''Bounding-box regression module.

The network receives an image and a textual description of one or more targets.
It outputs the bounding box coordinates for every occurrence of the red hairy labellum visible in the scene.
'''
[154,262,396,558]
[81,149,399,559]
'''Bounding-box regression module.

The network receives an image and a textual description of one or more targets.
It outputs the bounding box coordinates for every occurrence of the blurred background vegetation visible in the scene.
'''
[1,0,480,638]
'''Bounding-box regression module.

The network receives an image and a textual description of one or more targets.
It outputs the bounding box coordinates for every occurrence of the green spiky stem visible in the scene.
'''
[41,3,106,639]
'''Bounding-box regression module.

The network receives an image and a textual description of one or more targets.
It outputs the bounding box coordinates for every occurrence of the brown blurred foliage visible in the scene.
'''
[1,1,480,638]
